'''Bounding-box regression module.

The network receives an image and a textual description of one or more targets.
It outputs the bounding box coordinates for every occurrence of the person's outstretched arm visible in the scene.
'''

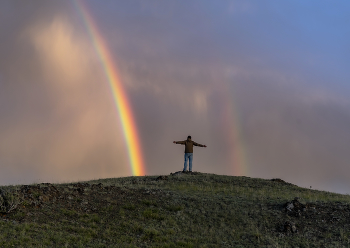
[193,141,207,147]
[173,141,186,145]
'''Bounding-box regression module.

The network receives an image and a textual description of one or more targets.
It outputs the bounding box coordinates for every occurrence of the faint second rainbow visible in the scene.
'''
[219,82,247,176]
[73,0,145,176]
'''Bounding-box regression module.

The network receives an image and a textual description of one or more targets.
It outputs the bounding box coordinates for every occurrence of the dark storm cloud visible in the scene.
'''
[0,0,350,193]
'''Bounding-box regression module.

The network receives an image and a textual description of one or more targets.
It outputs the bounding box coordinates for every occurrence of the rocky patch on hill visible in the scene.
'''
[278,197,350,238]
[170,171,201,176]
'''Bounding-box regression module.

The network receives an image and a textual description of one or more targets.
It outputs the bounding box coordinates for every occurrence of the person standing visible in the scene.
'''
[173,136,207,172]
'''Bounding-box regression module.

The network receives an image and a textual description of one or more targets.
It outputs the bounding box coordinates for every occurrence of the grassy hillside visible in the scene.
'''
[0,172,350,247]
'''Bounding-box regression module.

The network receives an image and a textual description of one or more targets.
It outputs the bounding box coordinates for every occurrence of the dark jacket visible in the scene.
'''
[175,139,205,153]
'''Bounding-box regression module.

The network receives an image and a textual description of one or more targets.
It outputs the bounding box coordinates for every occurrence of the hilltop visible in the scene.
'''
[0,172,350,247]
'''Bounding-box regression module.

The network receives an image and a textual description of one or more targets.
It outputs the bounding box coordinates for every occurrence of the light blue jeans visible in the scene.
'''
[184,153,193,171]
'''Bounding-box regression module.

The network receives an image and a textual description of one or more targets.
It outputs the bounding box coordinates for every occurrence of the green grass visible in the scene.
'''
[0,173,349,247]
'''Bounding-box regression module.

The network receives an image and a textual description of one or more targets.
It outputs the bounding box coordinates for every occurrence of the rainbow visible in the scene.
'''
[219,82,247,176]
[73,0,145,176]
[225,94,247,176]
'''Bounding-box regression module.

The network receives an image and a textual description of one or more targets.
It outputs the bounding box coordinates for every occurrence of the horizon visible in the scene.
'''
[0,172,345,197]
[0,1,350,194]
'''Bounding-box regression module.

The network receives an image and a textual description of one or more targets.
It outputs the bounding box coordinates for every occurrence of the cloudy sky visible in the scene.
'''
[0,0,349,194]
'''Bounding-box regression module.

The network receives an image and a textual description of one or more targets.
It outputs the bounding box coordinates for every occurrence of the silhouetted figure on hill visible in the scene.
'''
[173,136,207,172]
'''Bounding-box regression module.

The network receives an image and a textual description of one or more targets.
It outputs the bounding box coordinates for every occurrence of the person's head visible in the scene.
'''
[187,135,191,140]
